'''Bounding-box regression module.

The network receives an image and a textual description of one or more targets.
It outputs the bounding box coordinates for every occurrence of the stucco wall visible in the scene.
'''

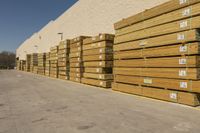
[16,0,169,60]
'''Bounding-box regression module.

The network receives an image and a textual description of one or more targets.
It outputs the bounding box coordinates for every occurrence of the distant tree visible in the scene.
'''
[0,51,16,69]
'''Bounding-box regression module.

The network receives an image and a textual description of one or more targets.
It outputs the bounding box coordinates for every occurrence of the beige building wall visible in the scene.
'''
[16,0,169,60]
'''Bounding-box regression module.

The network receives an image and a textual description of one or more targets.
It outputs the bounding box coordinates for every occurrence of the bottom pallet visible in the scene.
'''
[112,82,200,107]
[81,78,112,88]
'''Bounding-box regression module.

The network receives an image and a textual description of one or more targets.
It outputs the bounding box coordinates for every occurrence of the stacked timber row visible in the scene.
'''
[50,46,58,78]
[58,40,70,80]
[37,53,46,75]
[82,34,114,88]
[30,53,38,74]
[20,60,26,71]
[26,54,31,72]
[45,52,50,77]
[113,0,200,106]
[16,59,20,70]
[69,36,90,83]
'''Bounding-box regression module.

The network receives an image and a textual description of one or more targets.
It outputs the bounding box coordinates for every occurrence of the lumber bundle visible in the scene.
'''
[16,60,20,70]
[20,60,26,71]
[58,40,70,80]
[82,34,114,88]
[113,0,200,106]
[30,53,38,73]
[50,46,58,78]
[37,53,46,75]
[26,54,31,72]
[69,36,90,83]
[45,52,50,77]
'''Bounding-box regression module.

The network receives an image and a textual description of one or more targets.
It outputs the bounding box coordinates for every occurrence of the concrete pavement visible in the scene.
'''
[0,70,200,133]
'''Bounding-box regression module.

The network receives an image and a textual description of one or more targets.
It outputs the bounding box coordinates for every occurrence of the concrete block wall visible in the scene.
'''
[16,0,169,60]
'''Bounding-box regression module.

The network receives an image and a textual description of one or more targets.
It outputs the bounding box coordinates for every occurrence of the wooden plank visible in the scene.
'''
[83,41,113,51]
[114,75,200,93]
[70,57,81,63]
[83,61,113,67]
[83,47,113,56]
[114,56,200,68]
[70,36,90,44]
[70,42,82,49]
[114,0,200,30]
[70,72,82,78]
[83,73,113,80]
[70,46,82,53]
[114,16,200,44]
[82,78,112,88]
[83,34,114,45]
[70,68,84,73]
[70,62,83,68]
[58,75,69,80]
[116,2,200,36]
[113,67,200,80]
[84,68,112,74]
[69,77,81,83]
[114,42,200,59]
[112,82,200,106]
[58,40,70,50]
[83,54,113,61]
[69,52,81,58]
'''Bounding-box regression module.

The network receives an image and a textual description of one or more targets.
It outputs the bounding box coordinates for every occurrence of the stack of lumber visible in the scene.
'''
[113,0,200,106]
[16,60,20,70]
[30,53,38,74]
[50,46,58,78]
[37,53,46,75]
[20,60,26,71]
[82,34,114,88]
[69,36,90,83]
[26,54,31,72]
[45,52,50,77]
[58,40,70,80]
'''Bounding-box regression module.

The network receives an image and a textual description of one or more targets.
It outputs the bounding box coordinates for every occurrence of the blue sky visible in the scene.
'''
[0,0,77,53]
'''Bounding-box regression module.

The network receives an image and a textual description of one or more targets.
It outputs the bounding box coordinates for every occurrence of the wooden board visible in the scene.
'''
[83,41,113,51]
[70,47,82,53]
[83,54,113,61]
[70,36,90,44]
[83,34,114,45]
[58,75,69,80]
[83,73,113,80]
[112,82,200,106]
[81,78,112,88]
[69,52,81,58]
[114,74,200,93]
[70,57,81,63]
[83,61,113,67]
[114,16,200,44]
[116,2,200,36]
[113,67,200,80]
[83,47,113,56]
[70,77,81,83]
[70,68,84,73]
[114,0,200,30]
[58,40,70,50]
[114,42,200,59]
[70,62,83,68]
[114,56,200,68]
[70,72,82,78]
[84,68,112,74]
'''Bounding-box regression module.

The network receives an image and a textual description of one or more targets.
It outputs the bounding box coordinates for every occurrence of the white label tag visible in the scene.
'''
[182,8,191,16]
[179,70,187,76]
[180,82,188,88]
[170,93,177,100]
[177,34,185,40]
[76,42,80,46]
[78,58,80,61]
[144,78,152,84]
[100,81,103,86]
[179,0,187,5]
[180,21,188,28]
[179,45,187,52]
[99,49,103,53]
[99,75,103,79]
[179,58,187,65]
[96,68,100,73]
[99,55,102,59]
[100,35,103,39]
[99,62,102,66]
[76,74,79,77]
[139,41,147,46]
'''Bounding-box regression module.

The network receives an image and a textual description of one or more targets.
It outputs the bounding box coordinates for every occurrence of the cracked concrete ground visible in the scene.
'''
[0,70,200,133]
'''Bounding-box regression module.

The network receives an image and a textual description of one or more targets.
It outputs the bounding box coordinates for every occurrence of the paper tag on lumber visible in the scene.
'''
[144,78,152,84]
[177,34,185,40]
[170,92,177,100]
[180,82,188,88]
[179,70,187,76]
[182,8,191,16]
[179,0,187,5]
[179,58,187,65]
[179,45,187,52]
